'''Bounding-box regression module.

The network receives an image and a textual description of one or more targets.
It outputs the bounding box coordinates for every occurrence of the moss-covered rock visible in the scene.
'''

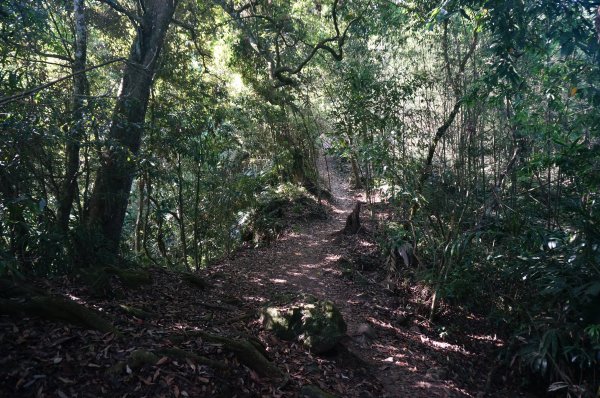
[261,300,347,354]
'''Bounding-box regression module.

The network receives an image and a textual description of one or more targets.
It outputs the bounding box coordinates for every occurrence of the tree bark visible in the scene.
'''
[87,0,178,251]
[56,0,88,232]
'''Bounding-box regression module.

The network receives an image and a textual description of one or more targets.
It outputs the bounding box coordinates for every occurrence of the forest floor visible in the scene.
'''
[0,156,534,398]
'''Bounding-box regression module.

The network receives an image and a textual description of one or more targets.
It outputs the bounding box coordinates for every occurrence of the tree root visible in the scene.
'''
[182,330,284,379]
[0,295,117,334]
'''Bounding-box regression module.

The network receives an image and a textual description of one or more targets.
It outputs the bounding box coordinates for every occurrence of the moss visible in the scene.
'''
[261,307,303,340]
[261,300,346,354]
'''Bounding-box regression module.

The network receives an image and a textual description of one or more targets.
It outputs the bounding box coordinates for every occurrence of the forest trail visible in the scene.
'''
[212,155,525,398]
[0,154,532,398]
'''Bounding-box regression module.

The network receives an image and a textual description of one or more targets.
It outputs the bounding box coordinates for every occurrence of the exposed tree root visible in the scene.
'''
[183,330,284,380]
[0,295,117,334]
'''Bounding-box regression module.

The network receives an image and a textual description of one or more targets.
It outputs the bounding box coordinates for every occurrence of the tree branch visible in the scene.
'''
[171,18,212,60]
[95,0,141,26]
[0,58,126,107]
[216,0,362,87]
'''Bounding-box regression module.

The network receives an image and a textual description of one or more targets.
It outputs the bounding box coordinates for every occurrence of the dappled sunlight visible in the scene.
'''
[367,316,405,335]
[66,293,84,304]
[417,334,470,354]
[269,278,288,284]
[248,276,264,285]
[241,295,268,303]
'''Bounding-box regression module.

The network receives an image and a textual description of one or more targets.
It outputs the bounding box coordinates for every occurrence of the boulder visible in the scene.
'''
[261,300,346,354]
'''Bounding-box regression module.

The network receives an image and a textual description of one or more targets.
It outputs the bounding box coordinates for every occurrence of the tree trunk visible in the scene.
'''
[87,0,177,251]
[134,176,145,253]
[56,0,88,232]
[193,165,201,271]
[176,153,190,271]
[342,202,362,235]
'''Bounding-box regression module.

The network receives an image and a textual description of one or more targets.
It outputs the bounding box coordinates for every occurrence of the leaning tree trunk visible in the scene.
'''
[56,0,88,232]
[87,0,177,251]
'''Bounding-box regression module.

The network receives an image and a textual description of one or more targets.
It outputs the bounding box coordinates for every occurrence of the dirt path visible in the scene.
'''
[210,155,529,398]
[0,154,530,398]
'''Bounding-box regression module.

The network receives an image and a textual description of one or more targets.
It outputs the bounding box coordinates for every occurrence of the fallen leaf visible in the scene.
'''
[156,356,169,365]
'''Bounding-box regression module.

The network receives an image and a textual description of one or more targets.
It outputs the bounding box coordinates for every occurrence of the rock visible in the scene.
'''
[299,385,338,398]
[261,300,347,354]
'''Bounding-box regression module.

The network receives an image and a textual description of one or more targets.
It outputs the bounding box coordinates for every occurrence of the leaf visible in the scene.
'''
[569,87,577,97]
[156,356,169,365]
[547,382,568,392]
